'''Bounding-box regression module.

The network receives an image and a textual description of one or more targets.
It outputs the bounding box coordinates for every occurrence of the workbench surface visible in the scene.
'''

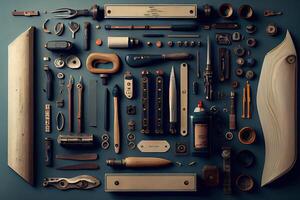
[0,0,300,199]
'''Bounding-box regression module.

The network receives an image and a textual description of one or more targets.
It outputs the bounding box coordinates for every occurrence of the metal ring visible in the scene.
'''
[101,133,109,141]
[246,38,257,47]
[238,127,256,144]
[127,133,135,142]
[56,112,65,132]
[234,46,245,57]
[225,132,234,141]
[57,72,65,79]
[235,174,254,192]
[54,57,65,68]
[101,140,110,150]
[128,142,136,150]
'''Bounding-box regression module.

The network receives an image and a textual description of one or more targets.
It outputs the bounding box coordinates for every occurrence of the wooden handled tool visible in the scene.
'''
[106,157,172,168]
[113,85,120,153]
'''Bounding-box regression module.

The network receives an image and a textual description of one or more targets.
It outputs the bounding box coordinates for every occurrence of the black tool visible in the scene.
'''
[105,24,198,31]
[43,65,53,100]
[51,4,101,20]
[44,138,53,167]
[125,53,192,68]
[45,40,72,51]
[83,22,90,50]
[104,88,109,133]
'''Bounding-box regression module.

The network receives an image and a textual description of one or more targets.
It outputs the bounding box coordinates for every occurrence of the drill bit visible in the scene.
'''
[204,35,213,100]
[169,66,177,134]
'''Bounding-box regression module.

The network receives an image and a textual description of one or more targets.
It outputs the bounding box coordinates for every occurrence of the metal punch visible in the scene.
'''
[51,5,100,20]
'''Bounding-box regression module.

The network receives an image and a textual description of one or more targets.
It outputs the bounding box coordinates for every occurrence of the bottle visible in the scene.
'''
[190,101,209,156]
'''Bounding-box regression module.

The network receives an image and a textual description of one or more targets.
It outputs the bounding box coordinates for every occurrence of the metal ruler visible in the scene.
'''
[105,173,197,192]
[180,63,188,136]
[104,4,197,19]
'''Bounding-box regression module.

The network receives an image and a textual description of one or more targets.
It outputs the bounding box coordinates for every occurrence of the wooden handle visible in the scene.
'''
[113,97,120,153]
[86,52,121,74]
[125,157,172,167]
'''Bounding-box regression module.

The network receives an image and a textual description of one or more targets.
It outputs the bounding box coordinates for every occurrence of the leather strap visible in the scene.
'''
[141,70,150,134]
[155,70,164,134]
[180,63,188,136]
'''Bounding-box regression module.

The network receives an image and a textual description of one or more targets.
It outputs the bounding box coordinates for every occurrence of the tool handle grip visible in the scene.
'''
[77,9,91,16]
[164,53,192,60]
[171,24,198,31]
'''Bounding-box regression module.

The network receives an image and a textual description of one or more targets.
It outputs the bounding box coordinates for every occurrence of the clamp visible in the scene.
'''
[86,52,121,85]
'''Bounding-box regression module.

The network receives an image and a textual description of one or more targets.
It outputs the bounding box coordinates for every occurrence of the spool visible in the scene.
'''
[238,127,256,144]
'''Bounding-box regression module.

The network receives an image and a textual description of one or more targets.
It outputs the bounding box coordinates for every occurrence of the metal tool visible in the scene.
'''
[43,65,53,100]
[45,40,73,51]
[264,10,283,17]
[57,163,99,170]
[229,92,236,130]
[57,134,95,147]
[105,173,197,192]
[218,48,231,82]
[56,153,98,161]
[12,10,39,16]
[169,66,177,134]
[105,24,198,31]
[68,22,80,39]
[44,138,53,167]
[44,104,51,133]
[67,75,74,132]
[103,88,110,138]
[124,71,133,99]
[76,76,83,133]
[155,70,164,134]
[106,157,172,168]
[104,4,197,19]
[51,4,100,20]
[43,19,51,33]
[56,112,65,131]
[180,63,188,136]
[86,52,121,85]
[54,22,64,36]
[203,23,240,30]
[43,175,100,190]
[222,147,232,194]
[126,53,192,68]
[113,85,121,153]
[141,70,150,134]
[167,34,200,38]
[83,22,90,50]
[204,36,213,100]
[137,140,170,153]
